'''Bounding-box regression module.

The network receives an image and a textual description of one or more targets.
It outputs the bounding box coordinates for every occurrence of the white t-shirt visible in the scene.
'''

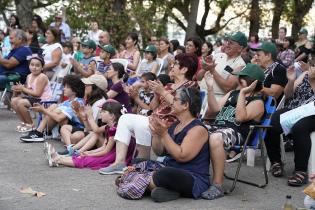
[87,30,103,44]
[61,53,73,66]
[92,98,106,121]
[199,53,245,99]
[42,43,63,72]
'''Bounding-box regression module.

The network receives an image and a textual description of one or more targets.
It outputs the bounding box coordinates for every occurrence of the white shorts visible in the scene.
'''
[114,114,152,147]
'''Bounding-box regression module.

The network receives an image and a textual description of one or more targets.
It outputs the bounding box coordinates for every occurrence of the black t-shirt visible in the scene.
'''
[263,62,287,88]
[263,61,287,104]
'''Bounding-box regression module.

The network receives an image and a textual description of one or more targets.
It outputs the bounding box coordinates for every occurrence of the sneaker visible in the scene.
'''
[201,185,224,200]
[98,163,127,175]
[20,130,44,142]
[151,187,180,202]
[57,149,69,155]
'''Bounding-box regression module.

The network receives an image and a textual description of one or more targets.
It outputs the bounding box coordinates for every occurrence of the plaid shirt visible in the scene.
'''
[278,49,295,67]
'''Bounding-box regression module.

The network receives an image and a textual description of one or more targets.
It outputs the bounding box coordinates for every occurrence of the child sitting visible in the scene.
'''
[129,72,156,116]
[45,100,136,170]
[94,44,116,75]
[61,41,73,69]
[20,75,85,142]
[137,45,159,76]
[59,74,108,148]
[11,54,52,132]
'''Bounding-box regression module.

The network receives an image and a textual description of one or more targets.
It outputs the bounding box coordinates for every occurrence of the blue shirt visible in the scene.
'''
[0,46,32,76]
[163,119,210,198]
[58,98,85,129]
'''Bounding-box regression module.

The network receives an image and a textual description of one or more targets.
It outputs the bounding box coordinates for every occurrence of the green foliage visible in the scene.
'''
[43,0,168,49]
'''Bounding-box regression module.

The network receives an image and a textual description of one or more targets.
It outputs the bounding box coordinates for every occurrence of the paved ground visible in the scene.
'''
[0,109,308,210]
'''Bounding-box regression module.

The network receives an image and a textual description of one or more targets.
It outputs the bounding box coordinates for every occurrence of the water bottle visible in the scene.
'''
[283,195,295,210]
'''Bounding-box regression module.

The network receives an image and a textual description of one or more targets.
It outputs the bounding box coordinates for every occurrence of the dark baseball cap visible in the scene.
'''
[232,63,265,82]
[229,31,248,47]
[80,39,97,51]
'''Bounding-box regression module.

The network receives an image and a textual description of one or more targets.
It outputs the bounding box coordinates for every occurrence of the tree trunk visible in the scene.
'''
[185,0,200,41]
[291,0,314,39]
[248,0,260,37]
[14,0,33,28]
[271,0,286,39]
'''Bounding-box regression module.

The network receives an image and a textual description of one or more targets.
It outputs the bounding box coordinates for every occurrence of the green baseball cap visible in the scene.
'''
[232,63,265,82]
[80,39,96,51]
[99,44,116,56]
[299,28,308,35]
[229,31,247,47]
[143,45,157,54]
[254,41,278,58]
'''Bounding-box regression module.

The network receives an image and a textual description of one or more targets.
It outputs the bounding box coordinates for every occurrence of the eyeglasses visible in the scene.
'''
[170,61,180,69]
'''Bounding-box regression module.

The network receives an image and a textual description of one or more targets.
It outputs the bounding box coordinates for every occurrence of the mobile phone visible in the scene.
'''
[224,65,234,73]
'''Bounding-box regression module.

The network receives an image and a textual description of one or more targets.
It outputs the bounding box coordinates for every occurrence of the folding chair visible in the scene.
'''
[110,58,128,72]
[0,72,21,108]
[224,96,277,194]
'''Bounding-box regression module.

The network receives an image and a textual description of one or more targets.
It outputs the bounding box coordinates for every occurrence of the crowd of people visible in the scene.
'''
[1,12,315,205]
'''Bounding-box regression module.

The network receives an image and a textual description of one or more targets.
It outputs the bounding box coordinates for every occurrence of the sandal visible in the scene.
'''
[15,122,26,131]
[270,162,284,177]
[201,185,224,200]
[16,123,34,133]
[288,171,308,187]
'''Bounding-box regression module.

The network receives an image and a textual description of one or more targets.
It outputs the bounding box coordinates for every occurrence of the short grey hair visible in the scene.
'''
[13,29,27,42]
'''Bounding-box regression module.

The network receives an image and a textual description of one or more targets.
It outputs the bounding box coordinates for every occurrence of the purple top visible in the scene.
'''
[110,81,132,112]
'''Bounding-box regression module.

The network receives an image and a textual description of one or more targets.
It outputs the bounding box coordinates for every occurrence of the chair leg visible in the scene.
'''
[224,128,254,194]
[260,141,269,187]
[224,128,269,194]
[0,89,7,108]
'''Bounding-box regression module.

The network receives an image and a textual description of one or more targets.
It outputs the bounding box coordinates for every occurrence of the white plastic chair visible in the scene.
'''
[110,58,129,72]
[155,58,164,76]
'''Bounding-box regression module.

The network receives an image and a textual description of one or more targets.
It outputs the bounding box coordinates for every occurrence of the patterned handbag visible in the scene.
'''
[116,160,164,200]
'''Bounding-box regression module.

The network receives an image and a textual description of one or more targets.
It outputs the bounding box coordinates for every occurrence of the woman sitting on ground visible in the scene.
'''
[45,100,135,169]
[11,54,52,132]
[264,58,315,187]
[202,63,265,200]
[98,53,199,175]
[59,74,108,150]
[147,87,209,202]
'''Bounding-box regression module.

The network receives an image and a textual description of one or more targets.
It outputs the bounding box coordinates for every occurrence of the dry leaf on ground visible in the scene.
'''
[20,186,46,198]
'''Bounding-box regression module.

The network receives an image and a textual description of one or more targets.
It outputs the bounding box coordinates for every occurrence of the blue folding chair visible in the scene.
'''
[224,96,277,194]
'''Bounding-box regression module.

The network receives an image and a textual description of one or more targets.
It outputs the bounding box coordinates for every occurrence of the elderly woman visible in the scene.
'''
[264,55,315,187]
[202,63,266,200]
[147,87,209,202]
[98,53,199,175]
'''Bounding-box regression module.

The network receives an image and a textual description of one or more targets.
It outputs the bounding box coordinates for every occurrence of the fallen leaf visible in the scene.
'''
[20,186,36,195]
[20,187,46,198]
[35,192,46,198]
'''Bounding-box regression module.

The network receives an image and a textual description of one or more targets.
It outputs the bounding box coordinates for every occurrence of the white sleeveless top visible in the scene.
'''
[42,43,63,72]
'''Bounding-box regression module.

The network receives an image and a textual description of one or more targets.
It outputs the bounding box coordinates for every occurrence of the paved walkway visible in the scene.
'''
[0,109,307,210]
